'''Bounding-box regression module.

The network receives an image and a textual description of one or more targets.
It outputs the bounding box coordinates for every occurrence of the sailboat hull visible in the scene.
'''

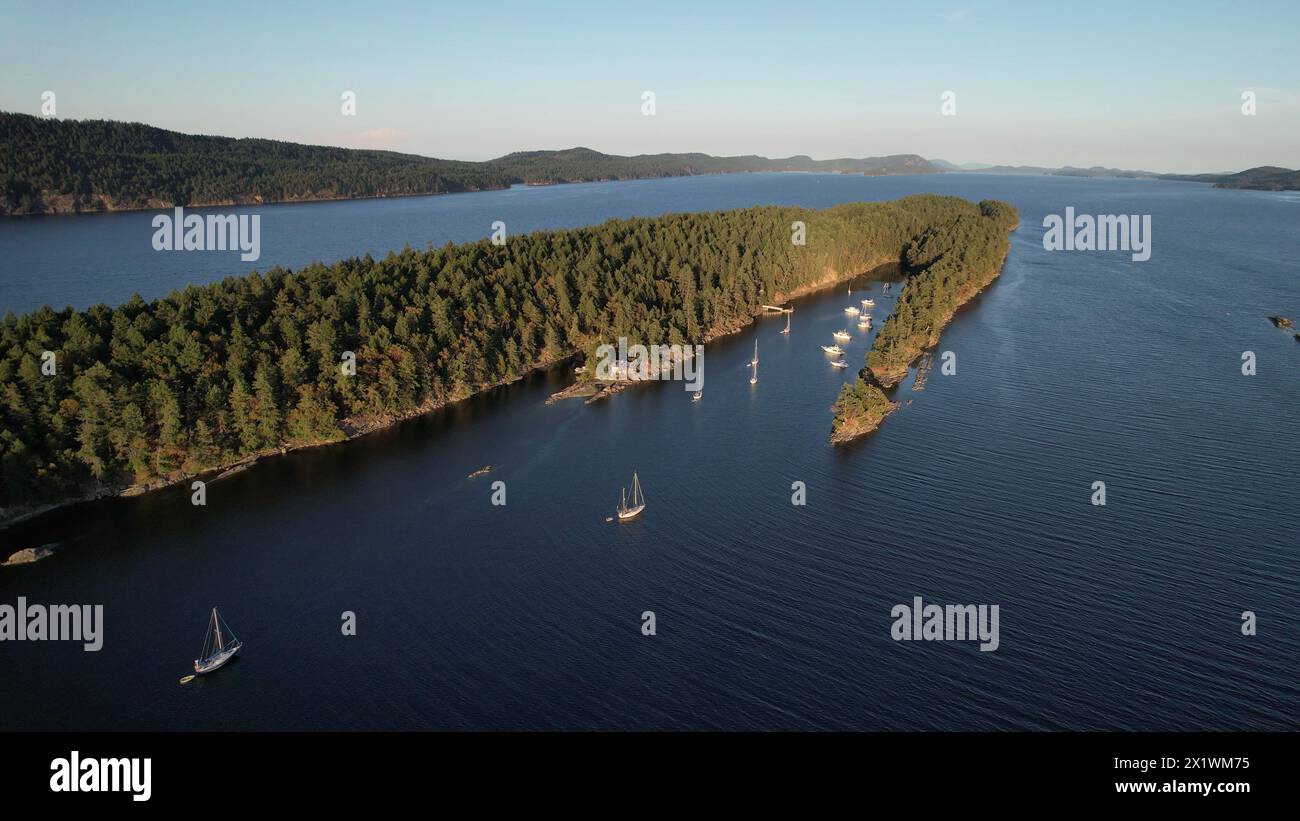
[194,641,242,674]
[616,505,645,521]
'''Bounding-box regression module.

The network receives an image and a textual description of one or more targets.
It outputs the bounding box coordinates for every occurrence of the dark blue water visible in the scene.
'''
[1,174,1297,730]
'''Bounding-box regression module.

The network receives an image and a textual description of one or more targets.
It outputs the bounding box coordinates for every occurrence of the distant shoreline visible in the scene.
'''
[15,168,1293,221]
[0,170,939,218]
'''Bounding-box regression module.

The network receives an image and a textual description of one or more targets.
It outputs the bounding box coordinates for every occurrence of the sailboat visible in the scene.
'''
[750,339,759,366]
[692,389,702,402]
[193,607,242,674]
[617,471,646,521]
[830,359,849,369]
[833,329,851,341]
[780,312,791,334]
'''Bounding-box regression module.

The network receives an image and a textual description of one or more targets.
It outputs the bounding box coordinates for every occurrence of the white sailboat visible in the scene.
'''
[617,471,646,521]
[833,329,851,341]
[831,359,849,369]
[780,312,790,334]
[821,344,844,355]
[692,389,702,401]
[750,338,759,366]
[193,607,242,674]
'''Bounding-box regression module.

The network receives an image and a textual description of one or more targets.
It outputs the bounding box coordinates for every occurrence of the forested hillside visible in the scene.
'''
[832,199,1018,442]
[0,194,1003,512]
[0,112,941,215]
[0,113,512,214]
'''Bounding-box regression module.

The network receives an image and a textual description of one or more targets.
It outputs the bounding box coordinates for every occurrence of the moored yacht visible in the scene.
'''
[617,471,646,521]
[193,608,242,674]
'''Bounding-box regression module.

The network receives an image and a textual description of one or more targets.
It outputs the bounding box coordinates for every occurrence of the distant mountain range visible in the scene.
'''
[1160,165,1300,191]
[1,111,1295,215]
[934,159,1300,190]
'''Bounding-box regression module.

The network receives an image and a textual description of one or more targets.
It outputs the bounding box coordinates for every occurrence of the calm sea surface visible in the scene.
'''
[1,173,1297,730]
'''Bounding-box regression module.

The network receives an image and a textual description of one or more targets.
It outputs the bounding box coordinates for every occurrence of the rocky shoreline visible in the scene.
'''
[2,543,60,566]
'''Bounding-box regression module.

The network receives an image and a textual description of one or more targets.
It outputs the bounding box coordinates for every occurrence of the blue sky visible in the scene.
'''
[2,0,1297,172]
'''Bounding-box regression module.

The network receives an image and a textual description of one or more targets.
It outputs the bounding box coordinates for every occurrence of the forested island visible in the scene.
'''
[0,112,938,215]
[831,200,1019,443]
[0,194,1012,519]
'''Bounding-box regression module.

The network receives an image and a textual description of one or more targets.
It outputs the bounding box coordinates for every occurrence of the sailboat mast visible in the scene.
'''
[212,608,223,652]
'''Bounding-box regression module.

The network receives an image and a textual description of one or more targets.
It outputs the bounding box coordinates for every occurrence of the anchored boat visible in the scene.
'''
[617,471,646,521]
[193,607,242,674]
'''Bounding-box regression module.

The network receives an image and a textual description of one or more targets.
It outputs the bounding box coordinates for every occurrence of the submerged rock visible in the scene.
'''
[1268,315,1293,329]
[3,543,60,566]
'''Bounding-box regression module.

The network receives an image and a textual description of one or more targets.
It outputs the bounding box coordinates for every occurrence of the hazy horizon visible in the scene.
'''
[2,0,1297,174]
